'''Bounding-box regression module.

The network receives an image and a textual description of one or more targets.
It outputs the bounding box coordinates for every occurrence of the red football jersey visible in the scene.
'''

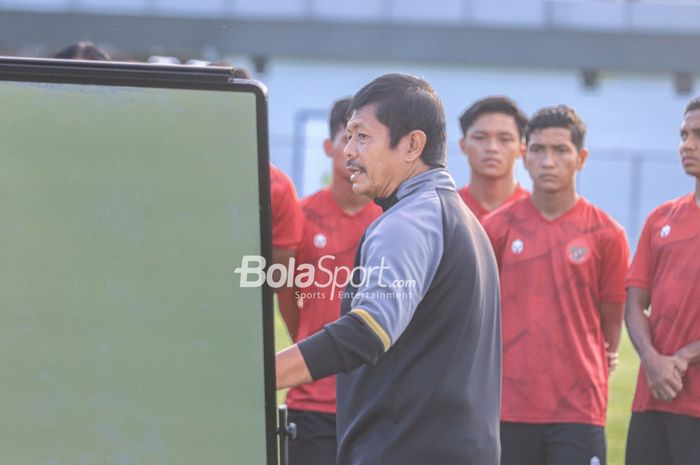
[458,184,529,222]
[285,188,382,413]
[483,197,630,425]
[270,164,303,250]
[626,194,700,418]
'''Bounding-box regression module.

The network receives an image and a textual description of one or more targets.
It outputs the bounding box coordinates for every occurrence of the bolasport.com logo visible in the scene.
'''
[233,255,417,301]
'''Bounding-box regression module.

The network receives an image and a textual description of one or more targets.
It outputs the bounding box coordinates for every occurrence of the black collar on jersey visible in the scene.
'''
[374,191,399,212]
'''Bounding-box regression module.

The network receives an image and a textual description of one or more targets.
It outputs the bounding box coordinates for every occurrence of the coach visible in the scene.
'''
[276,73,501,465]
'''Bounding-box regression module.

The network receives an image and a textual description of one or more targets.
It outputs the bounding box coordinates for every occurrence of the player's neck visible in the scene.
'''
[331,176,372,214]
[468,174,518,211]
[532,186,579,220]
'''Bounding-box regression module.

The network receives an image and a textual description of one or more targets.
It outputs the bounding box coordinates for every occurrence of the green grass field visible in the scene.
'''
[273,302,640,465]
[607,329,640,465]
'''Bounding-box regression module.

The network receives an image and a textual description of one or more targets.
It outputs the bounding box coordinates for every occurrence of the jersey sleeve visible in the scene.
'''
[270,165,304,250]
[626,211,655,290]
[347,208,443,352]
[297,199,444,379]
[599,226,631,303]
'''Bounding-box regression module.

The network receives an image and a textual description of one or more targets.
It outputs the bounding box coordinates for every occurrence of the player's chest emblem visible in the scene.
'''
[660,224,671,238]
[511,239,524,255]
[566,238,592,264]
[313,233,327,249]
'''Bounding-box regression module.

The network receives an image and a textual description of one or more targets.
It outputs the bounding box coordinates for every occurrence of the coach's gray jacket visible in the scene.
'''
[299,168,501,465]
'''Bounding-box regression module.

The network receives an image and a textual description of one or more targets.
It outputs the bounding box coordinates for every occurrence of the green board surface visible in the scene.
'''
[0,77,271,464]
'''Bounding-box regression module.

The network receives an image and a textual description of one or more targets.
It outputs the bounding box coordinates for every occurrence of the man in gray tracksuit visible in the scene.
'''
[276,73,501,465]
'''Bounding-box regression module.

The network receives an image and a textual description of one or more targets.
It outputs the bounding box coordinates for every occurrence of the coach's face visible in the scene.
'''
[344,104,425,199]
[680,109,700,178]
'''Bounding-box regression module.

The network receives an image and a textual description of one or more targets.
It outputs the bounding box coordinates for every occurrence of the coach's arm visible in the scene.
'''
[276,344,313,389]
[275,311,386,389]
[625,286,687,401]
[276,207,440,390]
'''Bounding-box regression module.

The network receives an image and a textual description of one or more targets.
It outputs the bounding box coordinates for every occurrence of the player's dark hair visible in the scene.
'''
[459,96,528,139]
[54,41,111,61]
[526,105,586,151]
[685,97,700,114]
[348,73,446,168]
[232,67,252,79]
[329,97,352,139]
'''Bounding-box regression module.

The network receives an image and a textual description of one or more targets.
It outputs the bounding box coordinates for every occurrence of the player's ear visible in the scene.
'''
[577,147,589,170]
[323,138,333,159]
[522,143,530,165]
[459,137,468,155]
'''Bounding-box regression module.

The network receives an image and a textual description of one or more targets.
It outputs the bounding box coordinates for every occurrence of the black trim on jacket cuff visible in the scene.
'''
[298,329,344,381]
[298,313,386,380]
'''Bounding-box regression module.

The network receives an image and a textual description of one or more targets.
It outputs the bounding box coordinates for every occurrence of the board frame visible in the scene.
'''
[0,56,277,465]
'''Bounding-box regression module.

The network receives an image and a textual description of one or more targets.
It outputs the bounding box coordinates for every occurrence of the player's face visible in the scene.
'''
[344,104,406,199]
[460,112,523,180]
[680,109,700,178]
[326,127,351,183]
[524,127,587,194]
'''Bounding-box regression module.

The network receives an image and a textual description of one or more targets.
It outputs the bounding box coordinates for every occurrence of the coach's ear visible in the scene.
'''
[403,130,427,163]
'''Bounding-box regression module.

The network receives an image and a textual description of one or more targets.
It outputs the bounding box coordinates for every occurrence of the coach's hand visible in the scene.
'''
[642,351,686,401]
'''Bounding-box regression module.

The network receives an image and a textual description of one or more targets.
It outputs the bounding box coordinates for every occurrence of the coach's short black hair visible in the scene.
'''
[348,73,446,168]
[459,96,528,139]
[526,105,586,151]
[54,41,111,61]
[685,97,700,114]
[329,97,352,139]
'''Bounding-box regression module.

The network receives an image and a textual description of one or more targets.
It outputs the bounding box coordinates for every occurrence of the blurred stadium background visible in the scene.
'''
[4,1,699,463]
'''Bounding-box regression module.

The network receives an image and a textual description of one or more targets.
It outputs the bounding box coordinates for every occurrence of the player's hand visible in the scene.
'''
[604,342,619,374]
[607,350,619,374]
[673,347,691,374]
[642,351,685,401]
